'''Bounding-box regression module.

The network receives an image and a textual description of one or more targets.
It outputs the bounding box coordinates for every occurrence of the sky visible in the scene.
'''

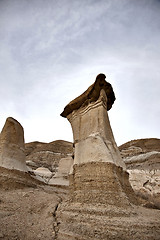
[0,0,160,146]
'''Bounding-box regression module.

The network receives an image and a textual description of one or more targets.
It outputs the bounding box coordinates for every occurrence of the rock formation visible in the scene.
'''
[119,138,160,153]
[25,140,73,173]
[0,113,160,239]
[60,74,134,205]
[56,74,160,239]
[119,138,160,209]
[49,156,73,186]
[61,74,123,168]
[0,117,27,172]
[33,167,53,183]
[61,73,116,117]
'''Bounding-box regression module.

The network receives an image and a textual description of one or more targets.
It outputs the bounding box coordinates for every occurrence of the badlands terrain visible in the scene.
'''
[0,137,160,239]
[1,75,159,239]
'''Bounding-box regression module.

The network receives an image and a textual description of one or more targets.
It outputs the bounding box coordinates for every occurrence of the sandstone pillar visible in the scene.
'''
[67,88,125,170]
[0,117,27,172]
[61,74,135,206]
[57,74,157,240]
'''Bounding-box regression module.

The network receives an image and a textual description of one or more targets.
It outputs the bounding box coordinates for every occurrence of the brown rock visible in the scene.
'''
[61,73,115,117]
[119,138,160,154]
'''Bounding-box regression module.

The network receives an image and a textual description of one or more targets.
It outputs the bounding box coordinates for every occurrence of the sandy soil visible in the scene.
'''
[0,167,68,240]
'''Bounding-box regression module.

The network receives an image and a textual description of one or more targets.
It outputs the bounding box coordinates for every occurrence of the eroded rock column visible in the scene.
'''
[57,74,159,240]
[67,89,125,169]
[0,117,27,172]
[61,74,135,206]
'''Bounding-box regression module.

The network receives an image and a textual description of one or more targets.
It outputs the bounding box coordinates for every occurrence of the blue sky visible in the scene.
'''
[0,0,160,145]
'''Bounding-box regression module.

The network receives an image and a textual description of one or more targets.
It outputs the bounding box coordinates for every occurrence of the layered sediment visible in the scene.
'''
[69,162,137,206]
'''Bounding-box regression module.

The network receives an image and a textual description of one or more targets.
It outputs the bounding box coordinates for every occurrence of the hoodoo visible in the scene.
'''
[56,74,147,240]
[60,73,133,205]
[0,117,27,172]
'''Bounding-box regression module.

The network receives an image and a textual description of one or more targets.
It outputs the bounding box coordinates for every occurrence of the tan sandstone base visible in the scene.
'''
[57,163,160,240]
[54,162,160,240]
[69,162,138,206]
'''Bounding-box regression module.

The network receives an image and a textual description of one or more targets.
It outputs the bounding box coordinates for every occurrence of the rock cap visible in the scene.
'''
[61,73,115,118]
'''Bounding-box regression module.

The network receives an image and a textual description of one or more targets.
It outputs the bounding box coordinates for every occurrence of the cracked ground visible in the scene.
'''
[0,168,68,240]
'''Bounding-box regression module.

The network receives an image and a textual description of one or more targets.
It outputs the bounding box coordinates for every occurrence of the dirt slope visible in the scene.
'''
[0,167,68,240]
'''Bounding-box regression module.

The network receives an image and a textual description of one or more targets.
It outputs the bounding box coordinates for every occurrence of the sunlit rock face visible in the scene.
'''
[0,117,27,172]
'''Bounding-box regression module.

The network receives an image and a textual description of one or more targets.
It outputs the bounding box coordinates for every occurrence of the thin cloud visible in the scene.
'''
[0,0,160,145]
